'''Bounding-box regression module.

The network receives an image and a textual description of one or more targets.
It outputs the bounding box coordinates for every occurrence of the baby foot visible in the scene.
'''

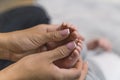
[46,22,84,50]
[54,39,83,68]
[47,23,84,68]
[87,38,112,51]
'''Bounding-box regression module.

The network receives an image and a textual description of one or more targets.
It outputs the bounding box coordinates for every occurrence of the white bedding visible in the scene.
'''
[90,52,120,80]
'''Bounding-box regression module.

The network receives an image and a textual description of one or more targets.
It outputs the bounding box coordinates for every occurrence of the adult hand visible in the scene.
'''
[0,41,87,80]
[0,24,83,61]
[0,23,84,69]
[0,24,69,60]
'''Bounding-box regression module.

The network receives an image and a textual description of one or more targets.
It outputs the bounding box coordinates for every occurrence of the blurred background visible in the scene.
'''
[0,0,120,55]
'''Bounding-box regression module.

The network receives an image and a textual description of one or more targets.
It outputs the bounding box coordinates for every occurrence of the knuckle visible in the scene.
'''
[56,47,67,57]
[49,32,61,41]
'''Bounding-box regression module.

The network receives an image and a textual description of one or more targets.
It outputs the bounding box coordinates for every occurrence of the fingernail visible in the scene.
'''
[66,41,76,50]
[60,29,70,36]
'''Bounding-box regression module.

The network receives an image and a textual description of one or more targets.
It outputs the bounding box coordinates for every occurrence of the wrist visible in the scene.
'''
[0,33,11,60]
[0,33,10,49]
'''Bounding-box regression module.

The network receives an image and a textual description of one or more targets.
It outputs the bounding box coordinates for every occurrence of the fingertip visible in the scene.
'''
[59,29,70,36]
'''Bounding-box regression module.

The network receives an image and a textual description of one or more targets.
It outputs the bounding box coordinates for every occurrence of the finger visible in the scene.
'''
[46,41,76,62]
[79,61,88,80]
[43,29,70,44]
[60,59,83,80]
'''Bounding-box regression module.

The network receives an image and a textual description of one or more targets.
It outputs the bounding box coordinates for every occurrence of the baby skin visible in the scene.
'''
[87,38,112,51]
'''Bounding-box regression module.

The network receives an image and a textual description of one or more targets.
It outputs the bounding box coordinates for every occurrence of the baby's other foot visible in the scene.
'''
[87,38,112,51]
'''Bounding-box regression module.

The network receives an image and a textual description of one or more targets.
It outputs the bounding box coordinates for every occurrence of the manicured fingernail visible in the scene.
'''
[60,29,70,36]
[66,41,76,50]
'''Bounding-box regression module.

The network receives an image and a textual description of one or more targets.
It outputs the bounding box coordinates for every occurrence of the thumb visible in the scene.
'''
[43,29,70,43]
[46,41,76,62]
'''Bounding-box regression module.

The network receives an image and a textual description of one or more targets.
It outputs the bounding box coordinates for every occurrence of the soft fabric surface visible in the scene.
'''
[89,52,120,80]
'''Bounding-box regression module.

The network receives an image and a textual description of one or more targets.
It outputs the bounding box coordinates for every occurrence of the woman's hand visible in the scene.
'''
[0,24,69,53]
[0,41,87,80]
[0,23,83,61]
[0,24,69,60]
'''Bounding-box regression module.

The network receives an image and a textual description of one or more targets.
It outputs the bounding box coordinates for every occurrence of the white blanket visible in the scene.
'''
[90,52,120,80]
